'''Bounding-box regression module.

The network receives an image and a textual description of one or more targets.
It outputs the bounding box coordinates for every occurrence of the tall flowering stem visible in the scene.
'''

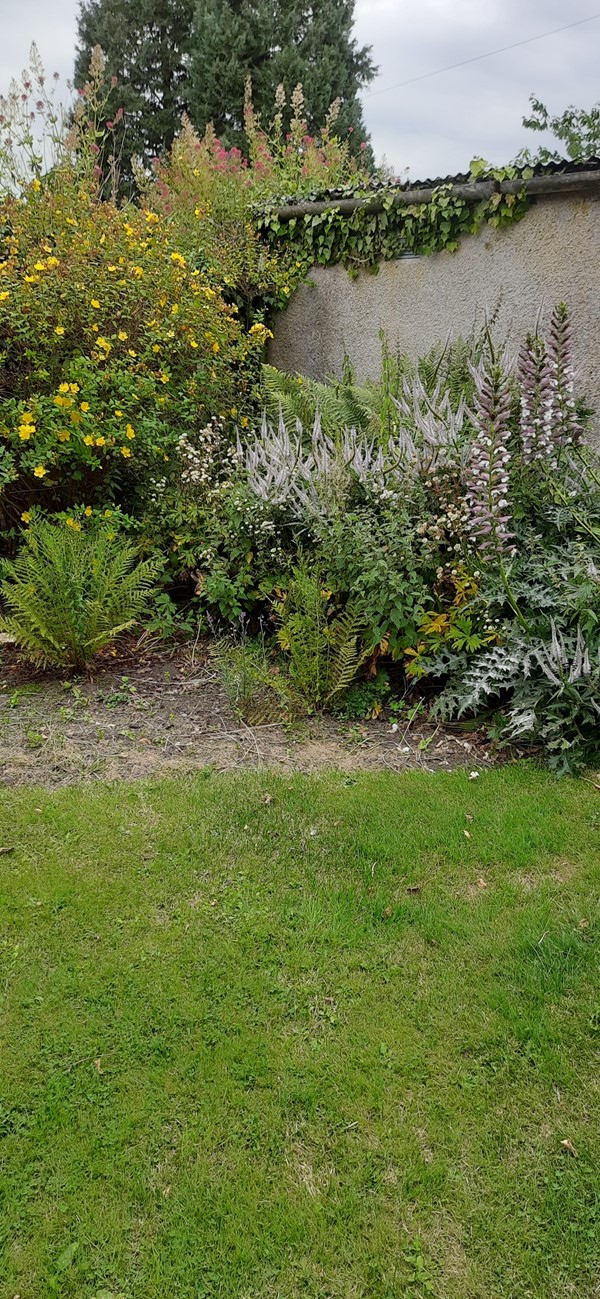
[543,301,581,457]
[519,303,581,467]
[466,347,515,555]
[466,345,528,629]
[518,332,554,464]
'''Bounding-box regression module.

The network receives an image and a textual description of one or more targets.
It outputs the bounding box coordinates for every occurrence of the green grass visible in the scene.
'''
[0,766,599,1299]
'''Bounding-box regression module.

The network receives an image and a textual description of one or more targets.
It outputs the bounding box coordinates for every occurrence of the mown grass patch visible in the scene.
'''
[1,766,599,1298]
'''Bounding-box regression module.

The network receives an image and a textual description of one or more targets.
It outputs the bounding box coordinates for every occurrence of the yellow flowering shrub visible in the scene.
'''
[0,138,265,543]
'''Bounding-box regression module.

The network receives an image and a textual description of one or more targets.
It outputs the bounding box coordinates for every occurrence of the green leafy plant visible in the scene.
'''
[257,161,530,273]
[274,564,371,708]
[216,632,301,724]
[0,518,159,668]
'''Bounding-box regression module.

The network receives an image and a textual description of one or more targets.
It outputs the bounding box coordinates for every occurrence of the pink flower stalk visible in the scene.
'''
[466,349,515,555]
[518,332,555,464]
[518,303,581,467]
[543,301,581,456]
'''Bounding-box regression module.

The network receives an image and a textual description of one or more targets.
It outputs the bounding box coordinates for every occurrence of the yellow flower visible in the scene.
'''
[46,256,59,268]
[33,465,46,477]
[171,304,179,315]
[107,264,117,272]
[18,426,33,439]
[159,372,170,384]
[21,411,34,423]
[125,424,135,439]
[189,338,198,349]
[0,291,10,302]
[132,266,144,278]
[97,338,111,352]
[55,326,65,336]
[34,261,46,272]
[21,511,31,523]
[57,429,70,442]
[114,409,123,418]
[212,342,220,354]
[91,299,100,309]
[66,517,82,530]
[32,178,41,192]
[83,435,95,446]
[95,436,106,446]
[240,416,250,428]
[127,349,137,357]
[58,383,70,393]
[118,331,128,341]
[70,411,82,425]
[69,384,80,393]
[230,407,238,417]
[104,509,113,517]
[121,445,132,457]
[80,402,90,413]
[24,275,38,284]
[84,506,93,516]
[152,344,160,353]
[170,252,186,266]
[107,530,115,540]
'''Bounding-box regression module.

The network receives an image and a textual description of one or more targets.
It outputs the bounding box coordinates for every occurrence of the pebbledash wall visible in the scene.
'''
[269,181,600,439]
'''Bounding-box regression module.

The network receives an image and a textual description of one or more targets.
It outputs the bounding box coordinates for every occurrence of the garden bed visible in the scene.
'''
[0,639,495,786]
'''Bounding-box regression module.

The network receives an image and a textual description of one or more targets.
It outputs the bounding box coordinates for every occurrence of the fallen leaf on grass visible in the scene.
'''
[477,878,488,889]
[463,830,471,839]
[0,846,15,855]
[561,1138,578,1157]
[406,885,421,895]
[262,793,273,805]
[94,1057,103,1074]
[465,812,474,823]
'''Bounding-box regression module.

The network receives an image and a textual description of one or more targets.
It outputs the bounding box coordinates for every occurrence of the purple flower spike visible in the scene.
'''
[466,348,515,556]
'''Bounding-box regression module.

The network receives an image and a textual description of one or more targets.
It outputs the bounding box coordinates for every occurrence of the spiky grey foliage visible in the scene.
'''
[240,409,386,518]
[390,370,472,473]
[465,348,515,554]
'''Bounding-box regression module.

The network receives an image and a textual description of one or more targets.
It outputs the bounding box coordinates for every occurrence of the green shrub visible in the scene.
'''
[275,565,372,709]
[0,519,159,668]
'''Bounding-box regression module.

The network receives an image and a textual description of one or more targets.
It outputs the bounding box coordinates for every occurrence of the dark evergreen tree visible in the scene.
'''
[188,0,376,152]
[74,0,195,177]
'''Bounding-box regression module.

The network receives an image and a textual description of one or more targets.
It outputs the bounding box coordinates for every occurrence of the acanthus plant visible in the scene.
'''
[518,302,581,467]
[465,344,515,556]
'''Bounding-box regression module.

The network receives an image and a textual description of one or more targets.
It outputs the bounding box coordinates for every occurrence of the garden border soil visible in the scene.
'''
[0,638,497,787]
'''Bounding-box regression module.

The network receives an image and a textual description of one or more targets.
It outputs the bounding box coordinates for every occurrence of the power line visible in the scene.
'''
[367,12,600,97]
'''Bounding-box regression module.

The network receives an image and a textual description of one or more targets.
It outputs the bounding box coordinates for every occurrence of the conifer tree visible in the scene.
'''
[75,0,195,176]
[189,0,376,151]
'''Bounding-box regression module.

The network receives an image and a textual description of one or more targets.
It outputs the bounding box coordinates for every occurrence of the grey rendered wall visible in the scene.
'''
[269,193,600,436]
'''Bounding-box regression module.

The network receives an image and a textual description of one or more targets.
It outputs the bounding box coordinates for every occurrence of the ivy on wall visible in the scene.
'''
[256,162,532,275]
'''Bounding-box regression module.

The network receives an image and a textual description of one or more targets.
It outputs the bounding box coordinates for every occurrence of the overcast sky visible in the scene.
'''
[1,0,599,177]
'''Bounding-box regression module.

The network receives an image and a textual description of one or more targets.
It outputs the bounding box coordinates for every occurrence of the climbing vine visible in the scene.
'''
[256,161,532,274]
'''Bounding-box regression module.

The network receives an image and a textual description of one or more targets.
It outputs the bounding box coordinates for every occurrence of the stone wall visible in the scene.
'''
[269,193,600,438]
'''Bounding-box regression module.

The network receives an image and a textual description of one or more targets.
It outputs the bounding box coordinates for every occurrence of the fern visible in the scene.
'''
[262,364,375,437]
[275,564,371,708]
[0,519,159,668]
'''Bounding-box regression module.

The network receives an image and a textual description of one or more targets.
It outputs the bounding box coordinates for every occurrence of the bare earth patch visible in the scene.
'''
[0,639,496,786]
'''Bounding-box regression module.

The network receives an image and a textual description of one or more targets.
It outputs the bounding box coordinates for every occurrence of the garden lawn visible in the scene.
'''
[0,767,599,1299]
